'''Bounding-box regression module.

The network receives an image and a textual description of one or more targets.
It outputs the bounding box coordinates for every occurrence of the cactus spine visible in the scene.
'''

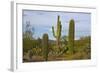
[52,15,62,49]
[42,33,49,61]
[68,19,75,54]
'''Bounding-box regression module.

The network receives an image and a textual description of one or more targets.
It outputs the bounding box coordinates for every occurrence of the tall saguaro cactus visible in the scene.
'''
[68,19,75,54]
[42,33,49,61]
[52,15,62,49]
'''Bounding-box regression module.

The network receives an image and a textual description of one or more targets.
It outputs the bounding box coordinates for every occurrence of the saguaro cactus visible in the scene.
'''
[42,33,49,61]
[52,15,62,49]
[68,19,75,54]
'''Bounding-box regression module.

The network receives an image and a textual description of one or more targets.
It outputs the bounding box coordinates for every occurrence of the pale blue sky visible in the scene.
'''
[22,10,91,40]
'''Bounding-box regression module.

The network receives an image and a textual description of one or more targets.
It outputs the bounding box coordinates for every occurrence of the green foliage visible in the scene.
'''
[61,36,68,47]
[23,17,91,62]
[74,36,91,59]
[37,38,42,48]
[42,33,49,61]
[52,15,62,49]
[23,38,33,53]
[68,19,75,54]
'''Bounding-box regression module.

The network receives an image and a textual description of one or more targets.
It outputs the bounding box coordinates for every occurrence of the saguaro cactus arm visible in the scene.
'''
[52,26,56,38]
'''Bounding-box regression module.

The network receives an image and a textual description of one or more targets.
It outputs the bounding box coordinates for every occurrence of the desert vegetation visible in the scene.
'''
[23,15,91,62]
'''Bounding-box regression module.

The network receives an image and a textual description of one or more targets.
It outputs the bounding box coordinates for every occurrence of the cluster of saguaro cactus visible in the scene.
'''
[42,33,49,61]
[52,15,62,49]
[68,19,75,54]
